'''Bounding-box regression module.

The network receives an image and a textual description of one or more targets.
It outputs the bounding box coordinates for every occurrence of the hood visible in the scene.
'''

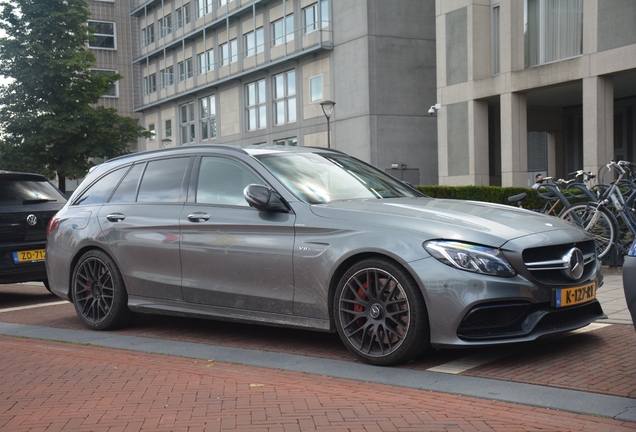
[309,197,586,248]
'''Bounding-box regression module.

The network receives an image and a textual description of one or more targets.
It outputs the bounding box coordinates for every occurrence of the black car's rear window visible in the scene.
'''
[0,177,66,204]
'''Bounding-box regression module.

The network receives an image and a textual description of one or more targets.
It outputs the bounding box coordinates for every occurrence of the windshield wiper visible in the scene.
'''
[22,198,56,204]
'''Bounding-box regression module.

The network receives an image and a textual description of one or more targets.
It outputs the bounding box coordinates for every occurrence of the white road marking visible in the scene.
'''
[0,301,69,314]
[427,322,611,374]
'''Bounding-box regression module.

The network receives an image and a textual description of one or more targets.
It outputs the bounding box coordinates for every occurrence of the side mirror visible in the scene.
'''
[244,184,290,213]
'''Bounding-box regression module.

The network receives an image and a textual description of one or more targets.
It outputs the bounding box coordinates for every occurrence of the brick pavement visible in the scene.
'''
[1,336,634,432]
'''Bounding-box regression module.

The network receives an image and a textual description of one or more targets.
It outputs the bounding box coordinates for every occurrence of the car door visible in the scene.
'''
[180,155,296,314]
[98,157,192,301]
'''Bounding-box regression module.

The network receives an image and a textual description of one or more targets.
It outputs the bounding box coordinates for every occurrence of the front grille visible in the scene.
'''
[522,240,597,286]
[534,301,604,331]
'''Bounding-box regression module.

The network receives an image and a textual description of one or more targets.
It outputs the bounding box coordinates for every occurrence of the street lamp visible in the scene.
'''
[161,138,172,148]
[320,100,335,148]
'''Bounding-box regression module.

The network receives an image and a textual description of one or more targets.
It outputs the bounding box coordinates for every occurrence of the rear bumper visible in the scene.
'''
[0,242,48,284]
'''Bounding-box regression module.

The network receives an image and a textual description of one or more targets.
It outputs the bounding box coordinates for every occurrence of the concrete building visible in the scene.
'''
[435,0,636,187]
[126,0,438,185]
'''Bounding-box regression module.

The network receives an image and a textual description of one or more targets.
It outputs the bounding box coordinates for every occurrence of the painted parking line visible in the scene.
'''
[427,322,611,375]
[0,301,69,314]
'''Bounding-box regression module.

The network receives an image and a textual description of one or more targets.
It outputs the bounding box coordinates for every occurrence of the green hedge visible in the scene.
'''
[416,185,546,210]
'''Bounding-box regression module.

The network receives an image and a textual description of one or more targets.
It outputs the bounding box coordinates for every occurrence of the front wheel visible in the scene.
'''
[71,250,132,330]
[559,203,616,259]
[334,258,430,366]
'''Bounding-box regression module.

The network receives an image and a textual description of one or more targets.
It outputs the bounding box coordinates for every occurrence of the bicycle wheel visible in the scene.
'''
[559,203,616,259]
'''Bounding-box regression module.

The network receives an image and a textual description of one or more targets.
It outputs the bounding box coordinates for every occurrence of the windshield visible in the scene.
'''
[255,152,421,204]
[0,178,66,204]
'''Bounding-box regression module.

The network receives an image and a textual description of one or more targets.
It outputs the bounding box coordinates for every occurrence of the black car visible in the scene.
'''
[0,171,67,288]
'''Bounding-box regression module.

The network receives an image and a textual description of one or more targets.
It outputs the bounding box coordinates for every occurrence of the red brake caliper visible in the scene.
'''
[354,281,369,313]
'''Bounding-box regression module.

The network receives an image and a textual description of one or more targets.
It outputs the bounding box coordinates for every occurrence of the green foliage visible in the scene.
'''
[417,185,546,210]
[0,0,149,182]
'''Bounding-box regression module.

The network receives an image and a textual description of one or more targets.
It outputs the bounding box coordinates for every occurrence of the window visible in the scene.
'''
[161,66,174,87]
[198,48,214,74]
[303,4,317,33]
[144,73,157,94]
[320,0,329,28]
[165,120,172,138]
[137,158,190,203]
[273,70,296,125]
[148,123,156,140]
[89,21,115,49]
[180,102,195,144]
[196,0,212,19]
[74,167,128,206]
[178,58,193,81]
[244,28,264,56]
[272,14,294,45]
[246,79,266,131]
[159,14,172,37]
[199,96,217,140]
[275,137,298,146]
[176,3,191,29]
[91,69,118,97]
[196,157,263,206]
[309,75,322,102]
[109,164,144,204]
[142,24,155,46]
[220,39,237,65]
[524,0,582,67]
[492,0,500,74]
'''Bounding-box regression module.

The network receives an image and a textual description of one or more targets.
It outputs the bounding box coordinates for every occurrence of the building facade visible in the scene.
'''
[125,0,438,185]
[435,0,636,187]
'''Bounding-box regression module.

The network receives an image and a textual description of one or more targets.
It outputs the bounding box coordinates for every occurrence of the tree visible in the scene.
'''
[0,0,149,192]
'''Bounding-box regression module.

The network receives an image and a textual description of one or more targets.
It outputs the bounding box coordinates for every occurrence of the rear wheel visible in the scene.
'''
[559,203,616,259]
[71,250,131,330]
[334,258,430,366]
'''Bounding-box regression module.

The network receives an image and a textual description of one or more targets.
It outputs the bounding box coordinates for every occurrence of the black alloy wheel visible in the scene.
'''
[72,250,131,330]
[334,258,430,366]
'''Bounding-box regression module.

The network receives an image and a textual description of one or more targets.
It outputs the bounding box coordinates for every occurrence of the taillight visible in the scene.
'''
[46,217,59,237]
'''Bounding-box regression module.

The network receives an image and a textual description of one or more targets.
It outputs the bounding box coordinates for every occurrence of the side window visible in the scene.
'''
[196,157,263,206]
[74,167,128,206]
[137,158,190,203]
[109,163,145,203]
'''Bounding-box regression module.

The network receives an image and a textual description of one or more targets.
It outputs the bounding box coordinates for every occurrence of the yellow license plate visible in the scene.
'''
[555,282,596,308]
[13,249,46,263]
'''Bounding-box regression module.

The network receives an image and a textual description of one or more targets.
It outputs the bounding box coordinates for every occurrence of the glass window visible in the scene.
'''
[159,14,172,37]
[525,0,582,67]
[176,3,191,29]
[198,48,214,74]
[310,75,322,102]
[144,73,157,94]
[246,79,266,131]
[148,123,156,140]
[109,164,144,203]
[199,95,216,140]
[320,0,329,28]
[178,58,193,81]
[89,21,116,49]
[180,102,195,144]
[272,14,294,46]
[274,137,298,147]
[161,66,174,87]
[273,70,296,125]
[74,167,128,206]
[137,158,190,203]
[91,69,118,97]
[196,157,263,206]
[303,4,317,33]
[0,176,65,204]
[230,39,238,63]
[244,28,264,56]
[492,1,500,75]
[165,119,172,137]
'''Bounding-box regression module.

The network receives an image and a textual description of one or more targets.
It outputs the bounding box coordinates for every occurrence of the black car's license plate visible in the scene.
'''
[13,249,46,263]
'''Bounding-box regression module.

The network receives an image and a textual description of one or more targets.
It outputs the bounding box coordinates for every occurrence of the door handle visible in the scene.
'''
[106,213,126,222]
[187,212,210,222]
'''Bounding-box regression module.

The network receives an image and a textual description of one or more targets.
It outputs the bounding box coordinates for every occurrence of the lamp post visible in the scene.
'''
[320,100,335,148]
[161,138,172,148]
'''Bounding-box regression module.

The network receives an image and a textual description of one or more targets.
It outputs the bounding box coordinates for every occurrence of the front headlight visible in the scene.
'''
[424,240,516,277]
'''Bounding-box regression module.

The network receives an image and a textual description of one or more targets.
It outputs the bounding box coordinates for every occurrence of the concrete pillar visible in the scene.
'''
[583,76,614,175]
[500,92,528,187]
[469,100,490,185]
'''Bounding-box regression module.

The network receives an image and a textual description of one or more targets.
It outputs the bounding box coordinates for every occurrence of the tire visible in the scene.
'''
[43,279,52,294]
[559,203,616,259]
[334,258,430,366]
[71,250,132,330]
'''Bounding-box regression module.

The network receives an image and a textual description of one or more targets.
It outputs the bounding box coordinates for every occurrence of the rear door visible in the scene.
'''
[98,157,192,301]
[180,155,296,314]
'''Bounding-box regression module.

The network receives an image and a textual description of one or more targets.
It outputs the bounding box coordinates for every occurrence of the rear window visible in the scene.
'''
[0,177,66,204]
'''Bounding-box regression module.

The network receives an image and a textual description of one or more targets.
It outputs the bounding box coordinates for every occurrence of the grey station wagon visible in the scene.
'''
[46,146,606,365]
